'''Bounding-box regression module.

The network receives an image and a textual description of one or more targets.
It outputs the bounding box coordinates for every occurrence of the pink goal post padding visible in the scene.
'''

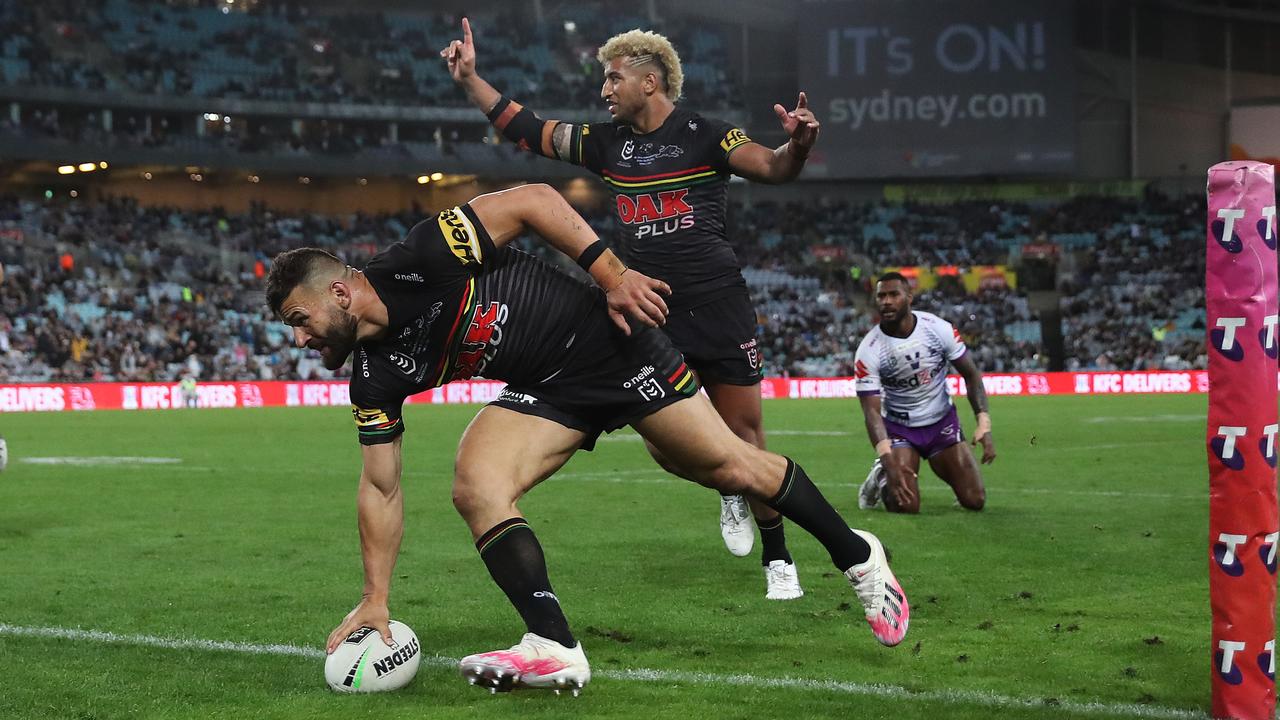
[1206,160,1278,720]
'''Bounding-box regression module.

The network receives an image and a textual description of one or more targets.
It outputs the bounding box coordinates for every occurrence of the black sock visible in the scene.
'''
[757,514,792,566]
[765,458,870,571]
[476,517,575,648]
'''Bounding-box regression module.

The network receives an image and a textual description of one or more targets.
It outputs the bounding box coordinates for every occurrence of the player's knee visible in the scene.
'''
[450,481,481,519]
[728,422,764,449]
[645,443,684,477]
[693,457,752,494]
[886,499,920,514]
[451,465,500,519]
[958,487,986,511]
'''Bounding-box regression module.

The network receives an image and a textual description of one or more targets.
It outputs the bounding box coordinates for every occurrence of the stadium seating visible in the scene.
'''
[0,0,744,110]
[0,191,1207,383]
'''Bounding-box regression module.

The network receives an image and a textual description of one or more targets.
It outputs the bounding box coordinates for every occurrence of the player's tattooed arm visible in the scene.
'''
[952,353,996,464]
[552,122,574,161]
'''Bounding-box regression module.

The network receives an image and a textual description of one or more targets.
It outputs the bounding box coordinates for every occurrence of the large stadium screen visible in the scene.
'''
[798,0,1076,179]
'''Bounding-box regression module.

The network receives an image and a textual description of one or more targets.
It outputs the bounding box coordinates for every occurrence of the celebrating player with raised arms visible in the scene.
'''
[442,18,820,600]
[855,273,997,513]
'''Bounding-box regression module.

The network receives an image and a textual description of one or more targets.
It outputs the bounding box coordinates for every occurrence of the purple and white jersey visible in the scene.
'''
[854,311,967,427]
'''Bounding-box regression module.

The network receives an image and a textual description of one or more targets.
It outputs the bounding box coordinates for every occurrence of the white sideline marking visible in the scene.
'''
[599,430,850,443]
[0,623,1204,719]
[1083,415,1202,424]
[766,430,852,436]
[20,456,184,466]
[553,474,1201,500]
[1031,441,1180,452]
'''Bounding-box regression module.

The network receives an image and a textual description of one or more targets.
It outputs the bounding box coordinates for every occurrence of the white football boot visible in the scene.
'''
[0,436,7,472]
[763,559,804,600]
[858,459,886,510]
[846,529,909,647]
[719,495,755,556]
[459,633,590,695]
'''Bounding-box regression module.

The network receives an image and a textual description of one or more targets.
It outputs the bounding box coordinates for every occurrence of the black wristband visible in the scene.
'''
[485,97,511,123]
[576,241,607,272]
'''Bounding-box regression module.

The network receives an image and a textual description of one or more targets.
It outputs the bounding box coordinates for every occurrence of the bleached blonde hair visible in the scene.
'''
[596,29,684,101]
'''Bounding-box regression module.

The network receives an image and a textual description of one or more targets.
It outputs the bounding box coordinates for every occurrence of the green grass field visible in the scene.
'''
[0,395,1220,719]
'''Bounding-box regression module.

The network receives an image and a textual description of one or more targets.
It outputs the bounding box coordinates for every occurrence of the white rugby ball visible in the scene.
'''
[324,620,421,693]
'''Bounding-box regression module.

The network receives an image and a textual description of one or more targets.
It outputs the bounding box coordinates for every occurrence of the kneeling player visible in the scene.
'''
[267,185,910,696]
[855,273,997,513]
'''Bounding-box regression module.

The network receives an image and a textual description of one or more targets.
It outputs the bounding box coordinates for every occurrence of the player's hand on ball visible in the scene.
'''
[604,268,671,335]
[440,17,478,82]
[326,597,394,654]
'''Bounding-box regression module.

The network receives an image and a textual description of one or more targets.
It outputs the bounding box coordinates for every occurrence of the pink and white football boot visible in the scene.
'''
[846,529,910,647]
[459,632,590,695]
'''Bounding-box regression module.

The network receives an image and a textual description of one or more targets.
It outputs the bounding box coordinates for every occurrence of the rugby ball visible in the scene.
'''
[324,620,421,693]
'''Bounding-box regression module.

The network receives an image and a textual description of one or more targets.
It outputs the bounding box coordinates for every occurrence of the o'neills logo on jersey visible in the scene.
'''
[394,272,423,283]
[438,207,483,266]
[617,189,695,238]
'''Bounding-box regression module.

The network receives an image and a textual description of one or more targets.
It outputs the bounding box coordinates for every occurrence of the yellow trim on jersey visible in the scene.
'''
[601,169,720,189]
[438,206,483,266]
[352,406,391,427]
[720,128,751,154]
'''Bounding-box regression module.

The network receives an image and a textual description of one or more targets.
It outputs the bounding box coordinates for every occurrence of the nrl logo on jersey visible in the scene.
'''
[389,351,416,375]
[621,139,634,160]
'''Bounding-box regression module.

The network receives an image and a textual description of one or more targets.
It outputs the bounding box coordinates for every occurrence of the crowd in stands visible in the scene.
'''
[0,0,744,163]
[1056,191,1206,371]
[0,189,1208,384]
[0,0,743,110]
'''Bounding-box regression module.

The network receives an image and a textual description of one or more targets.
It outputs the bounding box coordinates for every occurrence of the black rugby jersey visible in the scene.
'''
[350,203,606,445]
[565,107,751,311]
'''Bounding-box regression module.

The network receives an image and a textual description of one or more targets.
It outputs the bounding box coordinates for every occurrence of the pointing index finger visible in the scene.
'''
[797,91,808,109]
[462,17,473,46]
